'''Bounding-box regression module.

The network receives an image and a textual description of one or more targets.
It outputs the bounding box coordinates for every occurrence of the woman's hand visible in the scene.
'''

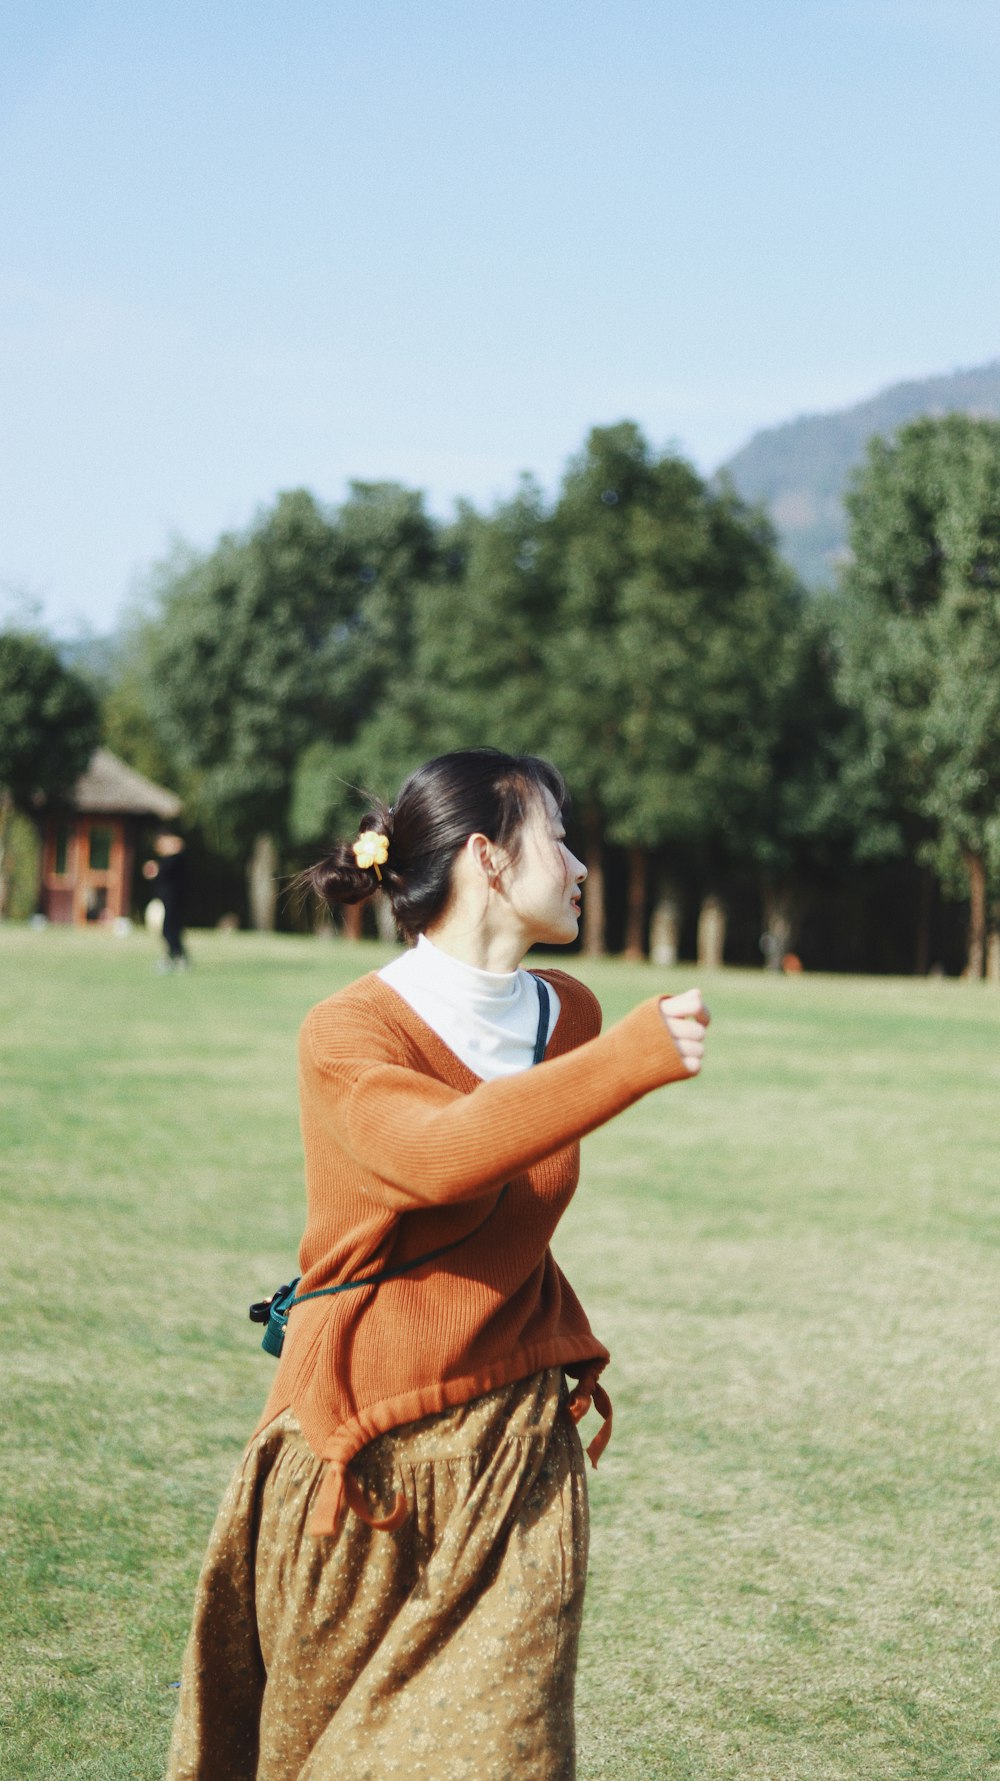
[659,988,711,1075]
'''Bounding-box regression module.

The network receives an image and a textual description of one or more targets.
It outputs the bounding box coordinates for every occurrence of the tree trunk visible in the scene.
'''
[247,833,279,932]
[914,867,933,977]
[373,892,397,944]
[697,893,727,970]
[759,876,794,972]
[963,849,986,979]
[649,878,681,967]
[623,847,648,960]
[582,810,605,957]
[987,923,1000,985]
[0,790,13,921]
[30,812,46,917]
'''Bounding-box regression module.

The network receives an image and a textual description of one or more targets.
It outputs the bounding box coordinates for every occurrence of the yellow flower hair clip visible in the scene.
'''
[352,830,390,880]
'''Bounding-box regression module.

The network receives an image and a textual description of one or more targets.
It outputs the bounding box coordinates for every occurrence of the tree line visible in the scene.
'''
[3,416,999,975]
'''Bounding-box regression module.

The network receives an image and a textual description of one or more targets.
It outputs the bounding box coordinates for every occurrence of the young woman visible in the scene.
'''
[167,748,709,1781]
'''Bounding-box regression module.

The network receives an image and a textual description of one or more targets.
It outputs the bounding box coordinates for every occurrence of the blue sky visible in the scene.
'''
[3,0,1000,636]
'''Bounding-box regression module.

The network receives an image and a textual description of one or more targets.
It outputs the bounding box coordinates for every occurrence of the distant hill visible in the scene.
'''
[59,633,122,688]
[719,361,1000,589]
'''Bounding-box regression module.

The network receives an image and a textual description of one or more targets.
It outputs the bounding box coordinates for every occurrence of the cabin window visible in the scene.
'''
[88,826,113,872]
[54,825,71,876]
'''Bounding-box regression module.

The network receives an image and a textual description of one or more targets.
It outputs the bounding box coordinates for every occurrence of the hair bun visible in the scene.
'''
[307,842,380,908]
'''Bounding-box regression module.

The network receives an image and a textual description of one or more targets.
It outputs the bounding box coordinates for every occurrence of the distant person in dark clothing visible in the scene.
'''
[143,831,189,969]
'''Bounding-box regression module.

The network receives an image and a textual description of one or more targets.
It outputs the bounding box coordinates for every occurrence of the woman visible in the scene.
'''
[167,749,709,1781]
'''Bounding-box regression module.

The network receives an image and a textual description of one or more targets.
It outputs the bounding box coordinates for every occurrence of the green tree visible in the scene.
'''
[745,593,863,966]
[291,480,555,856]
[140,491,352,924]
[286,485,441,850]
[836,415,1000,977]
[0,629,100,915]
[538,427,810,960]
[100,651,179,791]
[129,482,436,927]
[544,422,659,952]
[602,472,804,958]
[411,479,555,757]
[323,481,438,730]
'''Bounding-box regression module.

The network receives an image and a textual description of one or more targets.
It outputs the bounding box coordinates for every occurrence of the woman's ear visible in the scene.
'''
[465,832,505,887]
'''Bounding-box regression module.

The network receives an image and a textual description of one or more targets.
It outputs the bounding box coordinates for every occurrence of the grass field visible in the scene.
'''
[2,925,999,1780]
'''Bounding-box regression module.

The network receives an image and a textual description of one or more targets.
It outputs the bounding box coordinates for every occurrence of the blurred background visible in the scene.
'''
[2,0,999,973]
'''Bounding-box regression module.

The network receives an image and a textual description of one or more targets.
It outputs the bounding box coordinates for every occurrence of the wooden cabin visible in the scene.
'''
[39,748,182,925]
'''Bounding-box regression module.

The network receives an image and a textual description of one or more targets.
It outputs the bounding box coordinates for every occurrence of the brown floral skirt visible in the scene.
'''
[166,1367,589,1781]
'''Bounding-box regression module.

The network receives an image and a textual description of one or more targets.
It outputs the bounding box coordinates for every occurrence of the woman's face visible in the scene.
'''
[501,788,587,947]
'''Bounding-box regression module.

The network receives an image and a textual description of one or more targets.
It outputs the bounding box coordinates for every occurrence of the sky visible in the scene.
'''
[3,0,1000,639]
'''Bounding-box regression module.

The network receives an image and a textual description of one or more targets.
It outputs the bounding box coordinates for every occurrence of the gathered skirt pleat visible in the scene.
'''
[166,1367,589,1781]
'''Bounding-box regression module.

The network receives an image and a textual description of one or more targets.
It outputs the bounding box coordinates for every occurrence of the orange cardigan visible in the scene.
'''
[256,967,691,1535]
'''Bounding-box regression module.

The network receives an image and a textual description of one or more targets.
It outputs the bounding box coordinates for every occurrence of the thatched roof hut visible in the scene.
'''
[70,748,182,821]
[39,748,182,924]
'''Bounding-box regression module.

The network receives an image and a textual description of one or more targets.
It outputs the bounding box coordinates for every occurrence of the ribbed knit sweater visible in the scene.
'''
[256,967,692,1535]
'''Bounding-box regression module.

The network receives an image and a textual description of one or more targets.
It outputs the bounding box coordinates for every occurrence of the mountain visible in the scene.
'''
[719,361,1000,589]
[58,633,123,688]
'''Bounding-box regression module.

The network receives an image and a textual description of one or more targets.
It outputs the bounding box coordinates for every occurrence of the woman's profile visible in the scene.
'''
[167,747,709,1781]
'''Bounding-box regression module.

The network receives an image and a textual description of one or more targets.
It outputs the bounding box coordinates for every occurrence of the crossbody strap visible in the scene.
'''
[531,974,550,1065]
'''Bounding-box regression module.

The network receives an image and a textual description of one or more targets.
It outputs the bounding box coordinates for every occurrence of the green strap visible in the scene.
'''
[289,1193,509,1311]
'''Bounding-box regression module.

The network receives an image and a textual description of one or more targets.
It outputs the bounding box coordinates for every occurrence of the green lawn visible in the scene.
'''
[2,926,998,1779]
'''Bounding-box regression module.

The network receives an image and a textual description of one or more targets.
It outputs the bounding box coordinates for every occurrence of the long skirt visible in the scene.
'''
[166,1367,589,1781]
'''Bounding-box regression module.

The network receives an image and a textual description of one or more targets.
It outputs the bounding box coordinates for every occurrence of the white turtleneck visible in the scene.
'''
[378,934,561,1081]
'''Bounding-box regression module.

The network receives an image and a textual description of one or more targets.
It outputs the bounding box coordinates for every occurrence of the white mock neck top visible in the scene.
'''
[378,934,561,1081]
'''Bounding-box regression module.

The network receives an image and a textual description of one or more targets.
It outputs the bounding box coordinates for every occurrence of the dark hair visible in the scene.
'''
[306,748,567,939]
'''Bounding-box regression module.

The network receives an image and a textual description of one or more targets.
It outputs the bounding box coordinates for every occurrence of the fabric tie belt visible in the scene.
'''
[309,1367,613,1537]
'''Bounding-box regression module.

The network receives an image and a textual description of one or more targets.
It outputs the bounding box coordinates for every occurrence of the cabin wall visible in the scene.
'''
[41,815,133,924]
